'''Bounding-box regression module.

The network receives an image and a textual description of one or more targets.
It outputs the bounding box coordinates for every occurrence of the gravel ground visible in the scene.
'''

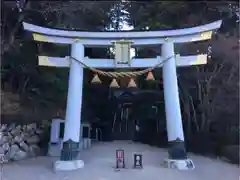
[1,141,239,180]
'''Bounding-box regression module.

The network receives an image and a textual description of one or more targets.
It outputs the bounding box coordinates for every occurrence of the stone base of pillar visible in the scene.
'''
[163,158,195,170]
[48,139,91,157]
[53,160,84,171]
[168,138,187,159]
[60,139,79,160]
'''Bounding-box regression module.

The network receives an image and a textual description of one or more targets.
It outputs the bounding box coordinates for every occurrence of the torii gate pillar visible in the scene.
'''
[54,41,85,171]
[162,41,194,170]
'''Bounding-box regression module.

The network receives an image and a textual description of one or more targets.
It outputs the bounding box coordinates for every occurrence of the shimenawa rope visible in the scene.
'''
[67,55,176,78]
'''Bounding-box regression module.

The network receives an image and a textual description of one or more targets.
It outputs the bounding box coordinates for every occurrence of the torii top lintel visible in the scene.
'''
[22,20,222,46]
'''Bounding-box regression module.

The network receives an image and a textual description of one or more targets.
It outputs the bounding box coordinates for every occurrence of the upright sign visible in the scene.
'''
[113,40,132,66]
[133,153,143,169]
[116,149,125,169]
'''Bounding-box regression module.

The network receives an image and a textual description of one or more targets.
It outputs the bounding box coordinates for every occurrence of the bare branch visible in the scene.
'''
[1,13,24,55]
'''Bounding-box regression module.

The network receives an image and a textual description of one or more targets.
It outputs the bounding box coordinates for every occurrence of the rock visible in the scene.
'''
[7,124,16,131]
[26,135,39,144]
[19,141,29,152]
[0,146,5,154]
[32,123,37,129]
[29,130,36,136]
[35,129,43,135]
[0,154,9,163]
[16,125,21,130]
[28,144,41,157]
[22,125,27,131]
[1,143,10,152]
[0,135,8,145]
[7,132,13,140]
[8,144,20,159]
[14,135,24,144]
[0,123,46,162]
[26,124,37,131]
[12,150,27,161]
[11,128,21,136]
[26,124,32,131]
[0,124,7,132]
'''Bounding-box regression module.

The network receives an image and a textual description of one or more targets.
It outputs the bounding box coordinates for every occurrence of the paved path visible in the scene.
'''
[1,141,239,180]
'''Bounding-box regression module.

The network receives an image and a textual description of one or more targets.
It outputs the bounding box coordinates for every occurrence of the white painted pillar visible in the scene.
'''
[162,41,195,170]
[162,41,187,160]
[60,41,84,161]
[162,42,184,141]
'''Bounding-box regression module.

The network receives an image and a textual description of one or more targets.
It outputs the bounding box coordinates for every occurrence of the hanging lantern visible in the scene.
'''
[127,78,137,88]
[109,78,120,88]
[91,74,101,84]
[146,71,155,81]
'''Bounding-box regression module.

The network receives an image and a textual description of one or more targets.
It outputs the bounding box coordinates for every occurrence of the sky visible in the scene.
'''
[117,21,136,58]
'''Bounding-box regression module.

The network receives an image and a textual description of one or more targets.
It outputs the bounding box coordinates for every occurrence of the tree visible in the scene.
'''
[1,1,116,114]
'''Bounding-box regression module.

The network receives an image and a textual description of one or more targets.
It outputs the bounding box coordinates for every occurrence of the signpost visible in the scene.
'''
[116,149,125,169]
[133,154,143,169]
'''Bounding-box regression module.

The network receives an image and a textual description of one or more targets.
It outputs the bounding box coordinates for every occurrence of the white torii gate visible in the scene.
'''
[22,20,222,171]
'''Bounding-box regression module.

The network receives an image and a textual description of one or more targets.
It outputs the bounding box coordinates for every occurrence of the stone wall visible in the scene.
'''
[0,123,49,163]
